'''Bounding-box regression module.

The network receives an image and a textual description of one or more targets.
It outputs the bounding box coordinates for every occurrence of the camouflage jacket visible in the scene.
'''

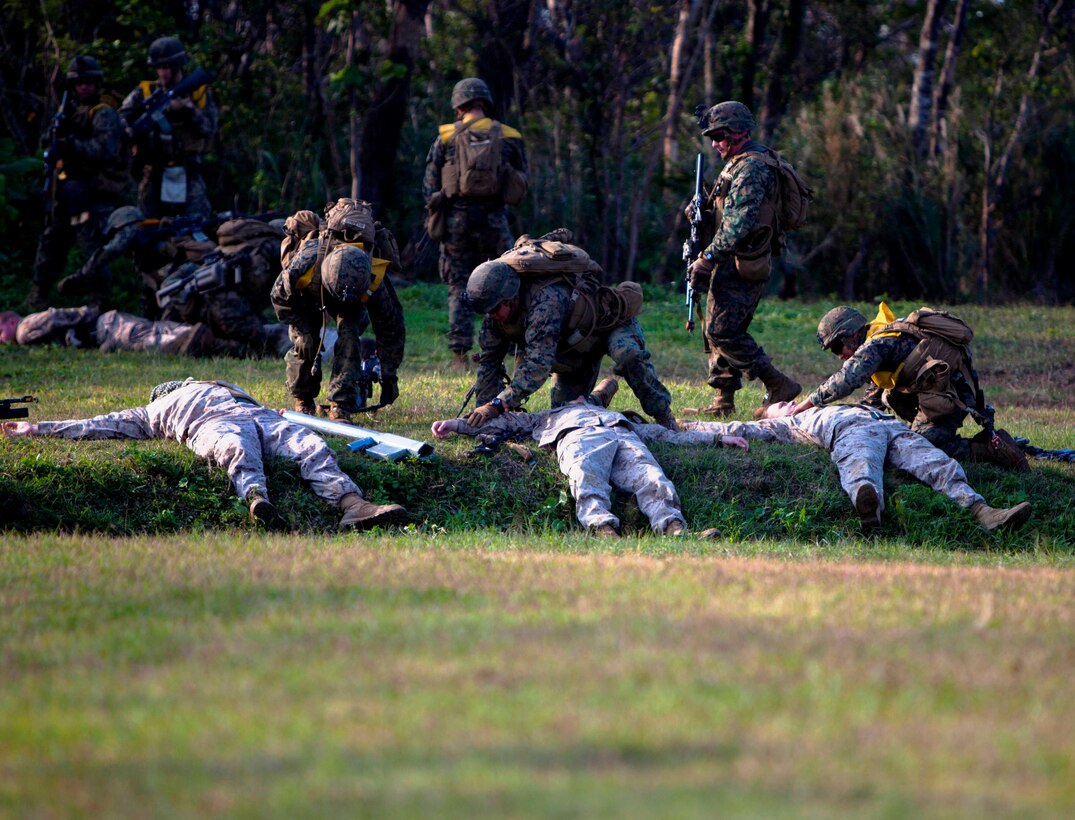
[51,97,126,193]
[807,333,921,407]
[120,77,218,165]
[702,139,778,256]
[270,235,405,379]
[422,115,528,206]
[475,281,585,409]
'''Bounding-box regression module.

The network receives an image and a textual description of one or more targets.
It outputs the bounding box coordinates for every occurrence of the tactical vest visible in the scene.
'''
[62,99,127,194]
[139,80,211,156]
[710,145,780,280]
[438,116,525,203]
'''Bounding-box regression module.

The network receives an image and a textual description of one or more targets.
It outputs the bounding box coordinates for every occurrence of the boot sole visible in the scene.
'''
[339,505,407,531]
[854,484,882,528]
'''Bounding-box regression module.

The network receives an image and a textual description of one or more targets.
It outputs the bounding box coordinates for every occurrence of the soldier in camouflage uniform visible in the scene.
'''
[2,379,406,530]
[120,37,218,220]
[433,378,747,537]
[686,101,801,418]
[271,202,405,422]
[423,78,528,369]
[786,304,1029,471]
[463,259,678,431]
[681,402,1033,533]
[29,56,127,310]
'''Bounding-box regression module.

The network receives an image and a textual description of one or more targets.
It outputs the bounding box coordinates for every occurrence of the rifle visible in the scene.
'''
[355,352,384,412]
[280,411,433,462]
[42,89,70,203]
[681,152,706,333]
[0,396,37,420]
[156,249,248,310]
[126,67,215,139]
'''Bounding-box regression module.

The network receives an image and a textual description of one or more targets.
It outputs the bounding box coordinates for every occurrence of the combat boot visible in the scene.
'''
[971,501,1032,532]
[294,398,317,415]
[451,350,470,372]
[327,403,353,424]
[338,493,407,531]
[247,490,281,528]
[703,388,736,418]
[853,483,882,528]
[663,520,687,536]
[970,429,1030,472]
[591,523,620,538]
[754,365,802,419]
[588,377,619,408]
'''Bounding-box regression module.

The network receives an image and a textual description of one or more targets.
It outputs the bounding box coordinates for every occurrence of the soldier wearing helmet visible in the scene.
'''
[422,77,529,370]
[28,54,127,311]
[684,100,802,420]
[777,303,1029,471]
[463,234,678,431]
[271,202,406,423]
[119,36,218,220]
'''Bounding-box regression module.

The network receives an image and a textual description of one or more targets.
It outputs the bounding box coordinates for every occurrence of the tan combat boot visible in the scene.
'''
[294,398,317,415]
[652,407,680,431]
[451,350,472,372]
[247,490,281,528]
[588,377,619,408]
[970,429,1030,472]
[853,483,882,528]
[703,388,736,418]
[663,520,687,536]
[327,403,353,424]
[971,501,1032,532]
[338,493,407,531]
[592,523,620,538]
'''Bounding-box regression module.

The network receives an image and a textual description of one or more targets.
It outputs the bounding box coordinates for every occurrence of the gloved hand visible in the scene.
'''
[379,375,399,406]
[688,254,715,290]
[465,401,503,429]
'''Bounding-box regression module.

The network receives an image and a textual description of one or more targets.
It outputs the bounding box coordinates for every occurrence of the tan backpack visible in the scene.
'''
[442,120,503,198]
[738,149,814,231]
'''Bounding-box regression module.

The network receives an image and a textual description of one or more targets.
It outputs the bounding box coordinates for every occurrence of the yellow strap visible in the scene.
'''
[294,241,388,296]
[439,117,522,143]
[871,362,905,391]
[141,80,208,110]
[140,80,154,99]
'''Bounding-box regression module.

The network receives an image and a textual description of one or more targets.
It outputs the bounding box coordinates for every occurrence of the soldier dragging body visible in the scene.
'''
[423,77,528,370]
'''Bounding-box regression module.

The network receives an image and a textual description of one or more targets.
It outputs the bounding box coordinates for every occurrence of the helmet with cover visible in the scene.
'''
[817,306,868,351]
[106,206,145,236]
[465,261,520,314]
[148,36,189,68]
[699,100,756,137]
[451,78,493,111]
[322,245,372,304]
[66,55,104,84]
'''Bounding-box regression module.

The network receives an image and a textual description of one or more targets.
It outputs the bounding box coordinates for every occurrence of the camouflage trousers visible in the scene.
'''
[883,390,972,462]
[95,310,193,353]
[549,319,672,418]
[186,404,360,505]
[555,424,686,534]
[703,260,775,391]
[285,308,369,412]
[30,196,114,309]
[139,164,212,220]
[440,204,513,352]
[831,415,984,513]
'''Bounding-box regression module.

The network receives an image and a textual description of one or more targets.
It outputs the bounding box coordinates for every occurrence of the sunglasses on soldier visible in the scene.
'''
[706,128,730,142]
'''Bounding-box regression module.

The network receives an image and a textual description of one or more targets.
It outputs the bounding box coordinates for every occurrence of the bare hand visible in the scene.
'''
[431,419,462,439]
[2,421,38,437]
[720,435,749,451]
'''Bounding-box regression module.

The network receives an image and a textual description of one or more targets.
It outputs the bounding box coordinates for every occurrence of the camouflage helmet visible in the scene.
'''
[451,77,493,110]
[66,55,104,83]
[148,36,189,68]
[322,245,372,304]
[106,206,145,235]
[465,260,519,314]
[817,306,868,350]
[699,100,756,136]
[150,379,190,403]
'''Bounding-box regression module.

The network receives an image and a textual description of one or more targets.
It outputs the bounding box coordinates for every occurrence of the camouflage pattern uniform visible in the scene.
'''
[30,68,127,309]
[453,402,715,533]
[271,234,405,412]
[15,306,101,347]
[33,380,362,506]
[697,138,785,393]
[120,70,218,219]
[473,281,672,417]
[94,310,195,353]
[422,115,527,354]
[681,404,986,516]
[806,332,977,460]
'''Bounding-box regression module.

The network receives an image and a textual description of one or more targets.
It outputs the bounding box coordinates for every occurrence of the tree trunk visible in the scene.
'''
[929,0,969,158]
[663,0,703,172]
[347,11,360,199]
[908,0,948,158]
[758,0,805,142]
[740,0,770,108]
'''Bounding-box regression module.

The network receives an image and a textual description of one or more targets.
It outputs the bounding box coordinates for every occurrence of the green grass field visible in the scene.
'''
[2,285,1074,816]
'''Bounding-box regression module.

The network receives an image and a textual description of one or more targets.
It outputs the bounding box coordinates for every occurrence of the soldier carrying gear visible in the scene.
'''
[684,99,807,420]
[464,231,678,431]
[119,35,218,220]
[423,76,529,370]
[271,202,406,423]
[28,53,127,311]
[784,302,1029,471]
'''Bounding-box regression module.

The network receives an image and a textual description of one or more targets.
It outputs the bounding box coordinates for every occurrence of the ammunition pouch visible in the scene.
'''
[500,165,528,206]
[733,227,773,282]
[426,191,448,242]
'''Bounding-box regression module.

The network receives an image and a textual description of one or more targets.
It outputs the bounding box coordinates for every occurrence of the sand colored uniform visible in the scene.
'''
[681,404,985,515]
[34,380,360,505]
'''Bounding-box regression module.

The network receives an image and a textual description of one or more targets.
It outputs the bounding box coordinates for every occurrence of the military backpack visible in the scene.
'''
[442,119,503,198]
[735,149,814,231]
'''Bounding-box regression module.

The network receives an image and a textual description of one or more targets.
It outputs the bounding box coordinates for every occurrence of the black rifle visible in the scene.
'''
[0,396,37,420]
[126,67,215,138]
[42,89,70,203]
[156,248,250,310]
[355,352,384,412]
[681,151,706,333]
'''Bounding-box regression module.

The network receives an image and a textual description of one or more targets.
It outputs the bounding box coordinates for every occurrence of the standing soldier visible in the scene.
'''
[120,36,217,220]
[422,77,528,370]
[686,100,801,418]
[29,55,127,310]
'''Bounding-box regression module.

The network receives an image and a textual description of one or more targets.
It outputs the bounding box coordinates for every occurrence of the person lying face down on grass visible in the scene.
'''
[432,378,748,538]
[1,378,405,531]
[678,401,1031,532]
